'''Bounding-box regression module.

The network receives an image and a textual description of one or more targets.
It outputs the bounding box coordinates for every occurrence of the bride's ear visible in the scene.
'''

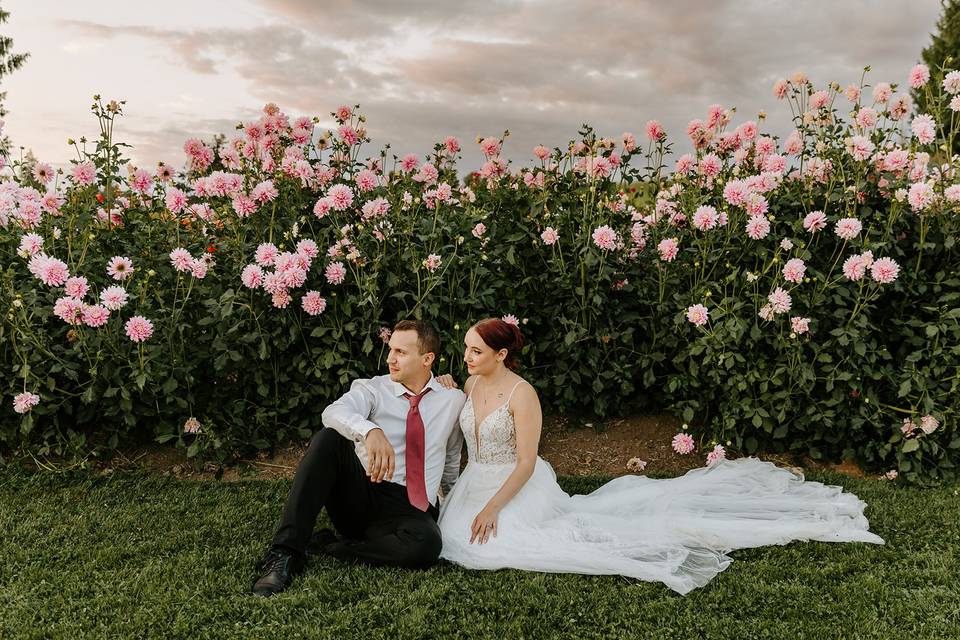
[497,348,508,362]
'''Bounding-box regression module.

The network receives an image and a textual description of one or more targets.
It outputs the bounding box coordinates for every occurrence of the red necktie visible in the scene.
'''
[403,388,432,511]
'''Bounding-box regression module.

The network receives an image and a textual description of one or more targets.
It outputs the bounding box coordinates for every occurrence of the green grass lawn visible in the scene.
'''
[1,470,958,640]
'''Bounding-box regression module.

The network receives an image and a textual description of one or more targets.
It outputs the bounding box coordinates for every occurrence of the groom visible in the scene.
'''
[252,319,466,596]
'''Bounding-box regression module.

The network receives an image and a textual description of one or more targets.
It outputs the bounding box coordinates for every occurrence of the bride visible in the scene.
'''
[435,317,883,594]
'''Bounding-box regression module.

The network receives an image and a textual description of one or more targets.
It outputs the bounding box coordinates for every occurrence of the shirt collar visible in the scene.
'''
[392,373,440,397]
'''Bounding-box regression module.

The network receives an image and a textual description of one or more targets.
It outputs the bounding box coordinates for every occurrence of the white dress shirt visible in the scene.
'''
[321,373,467,505]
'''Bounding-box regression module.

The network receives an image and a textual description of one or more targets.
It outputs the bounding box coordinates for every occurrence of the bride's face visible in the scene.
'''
[463,327,506,376]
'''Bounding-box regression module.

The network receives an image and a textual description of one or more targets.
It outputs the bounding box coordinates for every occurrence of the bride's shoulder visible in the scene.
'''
[463,375,478,396]
[508,376,538,403]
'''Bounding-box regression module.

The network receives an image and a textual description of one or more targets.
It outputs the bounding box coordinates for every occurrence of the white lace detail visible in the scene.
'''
[460,381,522,464]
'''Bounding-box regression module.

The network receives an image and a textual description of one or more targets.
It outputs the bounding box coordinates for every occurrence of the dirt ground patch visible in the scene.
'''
[62,413,870,482]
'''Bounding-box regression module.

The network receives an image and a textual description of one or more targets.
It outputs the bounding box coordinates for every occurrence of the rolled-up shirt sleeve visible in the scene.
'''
[321,379,381,442]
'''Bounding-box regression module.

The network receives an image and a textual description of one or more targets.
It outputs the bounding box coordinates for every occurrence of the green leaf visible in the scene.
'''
[902,439,920,453]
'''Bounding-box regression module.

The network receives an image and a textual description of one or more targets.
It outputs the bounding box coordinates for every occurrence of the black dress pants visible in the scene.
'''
[271,428,442,569]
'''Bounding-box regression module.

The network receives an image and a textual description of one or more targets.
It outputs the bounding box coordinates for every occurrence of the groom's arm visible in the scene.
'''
[440,403,465,494]
[321,379,380,442]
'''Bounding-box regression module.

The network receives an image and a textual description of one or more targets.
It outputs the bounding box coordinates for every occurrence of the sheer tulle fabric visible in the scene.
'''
[438,398,883,595]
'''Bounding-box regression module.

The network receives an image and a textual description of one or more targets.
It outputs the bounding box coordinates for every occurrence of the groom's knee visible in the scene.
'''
[305,428,350,462]
[395,519,442,569]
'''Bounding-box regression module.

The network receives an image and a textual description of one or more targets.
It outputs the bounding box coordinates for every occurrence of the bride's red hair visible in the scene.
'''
[472,318,524,370]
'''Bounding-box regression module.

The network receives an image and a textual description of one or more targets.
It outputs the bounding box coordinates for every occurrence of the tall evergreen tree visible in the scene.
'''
[0,3,28,156]
[914,0,960,153]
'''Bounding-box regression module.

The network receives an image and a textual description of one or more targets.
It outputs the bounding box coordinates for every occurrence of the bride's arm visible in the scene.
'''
[470,382,542,544]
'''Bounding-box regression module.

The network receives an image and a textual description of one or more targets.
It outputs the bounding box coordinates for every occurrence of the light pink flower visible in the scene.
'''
[657,237,679,262]
[783,130,803,155]
[296,239,319,259]
[251,180,279,203]
[232,194,257,218]
[920,415,940,435]
[379,327,393,343]
[82,304,110,328]
[37,255,70,286]
[399,154,420,172]
[125,315,154,342]
[809,90,829,109]
[71,161,97,186]
[100,286,128,310]
[675,154,694,174]
[842,254,868,281]
[902,418,917,435]
[241,264,264,289]
[272,290,292,309]
[951,95,960,112]
[189,258,208,279]
[911,114,936,145]
[845,135,875,161]
[872,82,892,103]
[64,276,89,299]
[129,168,153,195]
[692,205,718,231]
[301,291,327,316]
[13,391,40,414]
[772,78,789,99]
[782,258,806,283]
[844,84,861,102]
[945,184,960,202]
[592,225,619,251]
[533,145,550,161]
[791,316,810,334]
[706,444,726,466]
[32,162,54,184]
[424,254,442,273]
[414,162,440,185]
[697,154,722,178]
[686,304,709,326]
[170,248,193,272]
[855,107,878,130]
[909,64,930,89]
[943,70,960,94]
[313,197,333,219]
[723,180,749,207]
[672,433,695,455]
[908,181,935,211]
[502,314,519,326]
[325,261,347,285]
[645,120,665,141]
[165,188,188,214]
[626,457,647,472]
[327,184,354,211]
[472,222,487,238]
[18,233,43,256]
[803,210,827,233]
[183,417,202,434]
[355,169,379,192]
[53,296,84,325]
[768,287,792,314]
[884,470,898,480]
[479,137,501,157]
[444,136,460,154]
[834,218,862,241]
[745,215,770,240]
[255,243,279,267]
[105,256,134,282]
[541,227,559,245]
[870,257,900,284]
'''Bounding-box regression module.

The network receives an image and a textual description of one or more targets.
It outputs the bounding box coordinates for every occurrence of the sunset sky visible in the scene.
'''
[1,0,945,171]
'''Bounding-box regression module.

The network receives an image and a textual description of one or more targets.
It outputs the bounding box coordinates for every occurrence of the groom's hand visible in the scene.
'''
[365,428,395,483]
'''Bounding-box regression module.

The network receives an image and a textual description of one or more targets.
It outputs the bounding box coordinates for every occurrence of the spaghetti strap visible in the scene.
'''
[506,380,524,404]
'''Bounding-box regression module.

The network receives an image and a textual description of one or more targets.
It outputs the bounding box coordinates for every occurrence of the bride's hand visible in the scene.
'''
[470,504,499,544]
[436,374,459,390]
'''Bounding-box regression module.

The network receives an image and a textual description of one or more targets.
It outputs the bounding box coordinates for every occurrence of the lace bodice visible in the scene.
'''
[459,382,522,464]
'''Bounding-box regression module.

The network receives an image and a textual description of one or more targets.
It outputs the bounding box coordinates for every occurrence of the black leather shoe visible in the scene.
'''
[306,528,341,556]
[252,547,305,597]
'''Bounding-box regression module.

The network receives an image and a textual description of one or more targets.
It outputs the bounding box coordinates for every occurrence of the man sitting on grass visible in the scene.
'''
[253,319,466,597]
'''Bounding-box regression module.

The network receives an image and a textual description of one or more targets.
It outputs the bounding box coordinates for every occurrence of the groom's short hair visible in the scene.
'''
[393,320,440,357]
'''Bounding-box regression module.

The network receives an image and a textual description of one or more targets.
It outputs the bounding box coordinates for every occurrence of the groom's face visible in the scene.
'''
[386,330,434,383]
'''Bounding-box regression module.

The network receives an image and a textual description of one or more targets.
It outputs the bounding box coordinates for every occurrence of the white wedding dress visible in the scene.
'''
[438,384,884,594]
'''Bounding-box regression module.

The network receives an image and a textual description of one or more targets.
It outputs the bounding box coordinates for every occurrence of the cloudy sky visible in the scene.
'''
[1,0,945,171]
